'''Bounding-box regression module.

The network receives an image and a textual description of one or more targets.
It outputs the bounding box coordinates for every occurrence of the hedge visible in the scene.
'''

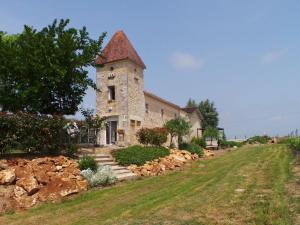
[0,112,73,155]
[114,145,170,166]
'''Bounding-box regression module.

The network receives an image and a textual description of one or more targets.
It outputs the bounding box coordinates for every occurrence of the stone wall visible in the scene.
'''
[188,111,202,139]
[143,93,181,128]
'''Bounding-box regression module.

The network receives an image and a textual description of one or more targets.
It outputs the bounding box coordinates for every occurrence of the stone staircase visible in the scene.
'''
[78,152,137,181]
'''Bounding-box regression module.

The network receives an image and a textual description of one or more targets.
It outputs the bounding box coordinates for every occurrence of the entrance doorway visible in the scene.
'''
[106,121,117,144]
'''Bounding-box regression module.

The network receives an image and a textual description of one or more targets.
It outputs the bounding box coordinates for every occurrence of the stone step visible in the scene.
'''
[113,169,134,175]
[110,165,128,170]
[79,154,112,158]
[97,161,118,166]
[94,158,115,163]
[116,173,137,181]
[78,151,137,181]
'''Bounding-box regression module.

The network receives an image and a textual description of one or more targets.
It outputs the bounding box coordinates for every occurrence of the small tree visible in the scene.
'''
[81,108,106,146]
[203,126,219,145]
[164,116,191,147]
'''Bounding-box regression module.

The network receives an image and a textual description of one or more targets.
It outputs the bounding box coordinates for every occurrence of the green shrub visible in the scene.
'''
[278,137,294,145]
[114,145,170,166]
[136,128,151,145]
[186,143,204,157]
[179,142,189,150]
[288,138,300,152]
[136,127,168,146]
[220,140,243,148]
[80,166,117,187]
[79,156,98,172]
[191,137,206,148]
[247,135,271,144]
[63,144,78,157]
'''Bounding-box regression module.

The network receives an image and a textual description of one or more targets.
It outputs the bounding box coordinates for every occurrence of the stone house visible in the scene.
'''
[95,31,203,146]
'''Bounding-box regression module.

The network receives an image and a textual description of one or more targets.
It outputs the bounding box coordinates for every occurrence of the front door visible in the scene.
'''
[106,121,117,144]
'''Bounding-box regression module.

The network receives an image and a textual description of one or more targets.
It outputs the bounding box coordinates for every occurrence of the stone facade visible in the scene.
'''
[95,31,202,146]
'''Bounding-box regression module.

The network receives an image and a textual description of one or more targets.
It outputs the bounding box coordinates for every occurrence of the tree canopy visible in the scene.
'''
[186,99,219,130]
[186,98,197,107]
[164,116,191,146]
[198,99,219,129]
[203,126,219,140]
[0,19,106,115]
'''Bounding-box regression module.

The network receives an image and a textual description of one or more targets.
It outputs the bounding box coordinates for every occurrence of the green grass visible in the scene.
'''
[113,145,170,166]
[0,144,294,225]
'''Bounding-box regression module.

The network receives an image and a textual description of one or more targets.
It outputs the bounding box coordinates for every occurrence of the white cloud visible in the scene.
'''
[261,49,287,64]
[170,52,204,70]
[270,115,285,122]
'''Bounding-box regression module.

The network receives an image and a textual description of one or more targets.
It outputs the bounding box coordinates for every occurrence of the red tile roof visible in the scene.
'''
[96,30,146,69]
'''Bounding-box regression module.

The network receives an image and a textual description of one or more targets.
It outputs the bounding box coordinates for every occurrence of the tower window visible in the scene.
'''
[161,109,164,118]
[130,120,135,127]
[145,103,149,113]
[134,77,139,84]
[108,86,115,100]
[110,67,114,71]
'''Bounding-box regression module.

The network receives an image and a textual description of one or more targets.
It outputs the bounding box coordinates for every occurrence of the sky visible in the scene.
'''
[1,0,300,139]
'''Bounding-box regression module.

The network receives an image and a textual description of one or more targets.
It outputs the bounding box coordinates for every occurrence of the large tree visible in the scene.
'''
[0,19,106,115]
[186,99,219,130]
[198,99,219,129]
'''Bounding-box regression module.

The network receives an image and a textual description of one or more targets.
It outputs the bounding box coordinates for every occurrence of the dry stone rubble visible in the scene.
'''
[0,156,87,212]
[128,149,199,176]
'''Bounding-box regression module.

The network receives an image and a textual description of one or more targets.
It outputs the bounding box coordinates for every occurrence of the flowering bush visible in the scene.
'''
[136,127,168,146]
[80,166,117,187]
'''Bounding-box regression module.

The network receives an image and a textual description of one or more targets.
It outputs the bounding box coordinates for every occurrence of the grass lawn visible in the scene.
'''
[0,144,294,225]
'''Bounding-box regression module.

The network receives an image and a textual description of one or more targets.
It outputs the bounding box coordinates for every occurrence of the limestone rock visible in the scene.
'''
[0,168,16,184]
[16,176,39,195]
[0,159,8,170]
[14,186,27,198]
[128,148,199,177]
[0,156,88,212]
[14,194,37,209]
[34,168,50,185]
[76,180,88,191]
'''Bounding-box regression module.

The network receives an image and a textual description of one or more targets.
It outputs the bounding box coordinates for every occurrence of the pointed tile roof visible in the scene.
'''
[96,30,146,69]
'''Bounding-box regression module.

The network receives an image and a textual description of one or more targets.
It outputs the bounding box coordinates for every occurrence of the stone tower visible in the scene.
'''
[95,31,146,146]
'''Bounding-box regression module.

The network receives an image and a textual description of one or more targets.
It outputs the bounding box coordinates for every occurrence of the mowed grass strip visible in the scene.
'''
[0,144,293,225]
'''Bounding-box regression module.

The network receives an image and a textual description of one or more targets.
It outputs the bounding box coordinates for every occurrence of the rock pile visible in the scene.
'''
[0,156,87,212]
[128,149,199,176]
[204,149,215,157]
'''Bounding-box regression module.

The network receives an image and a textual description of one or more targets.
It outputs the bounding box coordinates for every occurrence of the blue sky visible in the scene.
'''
[1,0,300,138]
